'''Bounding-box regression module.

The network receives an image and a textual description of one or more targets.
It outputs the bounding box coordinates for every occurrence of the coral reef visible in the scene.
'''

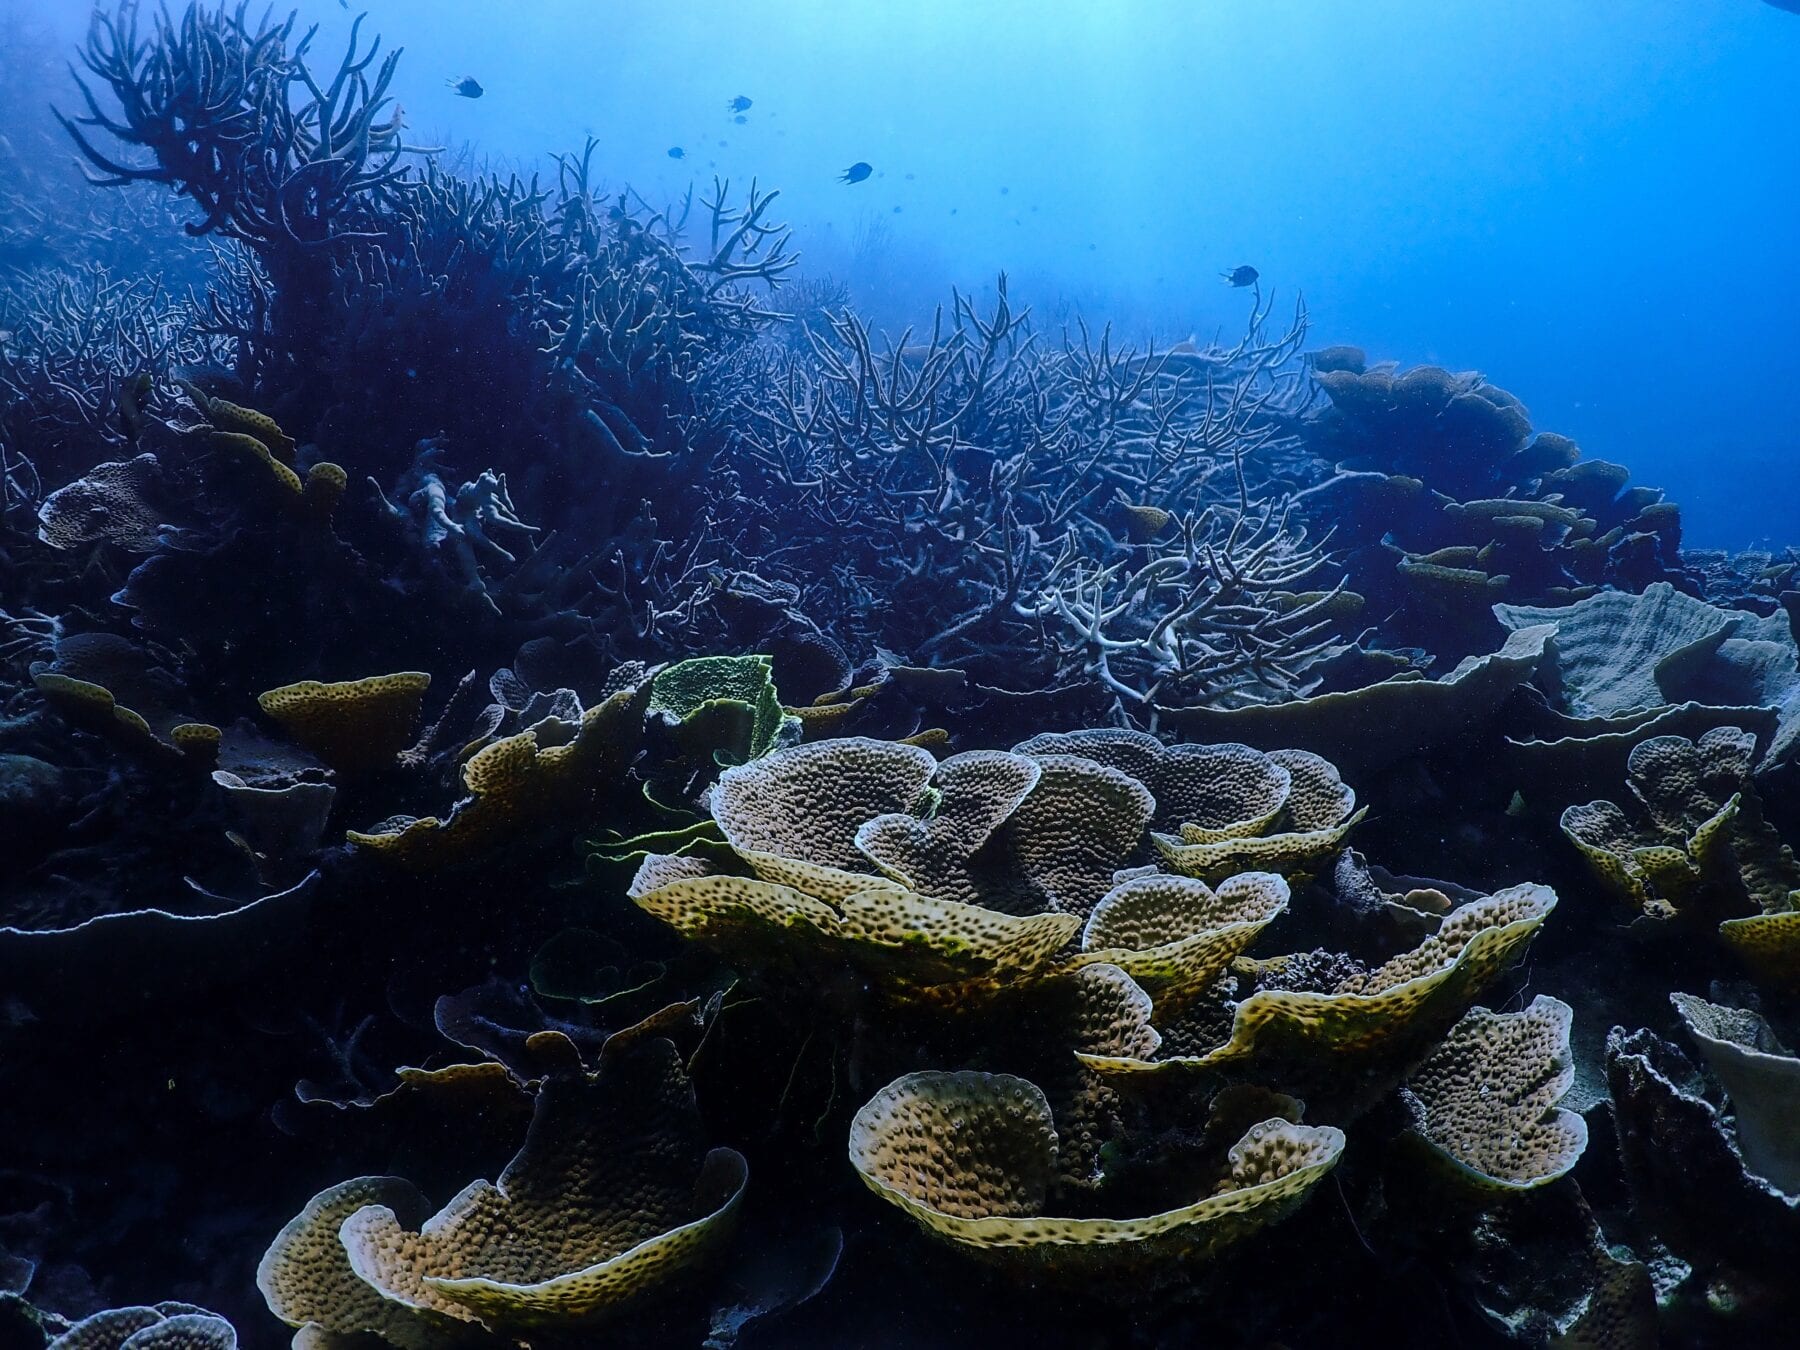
[3,4,1799,1348]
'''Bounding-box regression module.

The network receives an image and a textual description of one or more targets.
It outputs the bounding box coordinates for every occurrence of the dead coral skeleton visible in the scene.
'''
[373,441,539,612]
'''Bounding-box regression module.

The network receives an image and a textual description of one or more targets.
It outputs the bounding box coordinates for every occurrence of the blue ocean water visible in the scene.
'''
[5,4,1800,1348]
[51,0,1798,542]
[14,0,1797,539]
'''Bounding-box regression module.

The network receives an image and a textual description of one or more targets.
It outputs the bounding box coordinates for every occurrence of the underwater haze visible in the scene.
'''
[6,2,1800,1349]
[41,0,1800,542]
[14,0,1800,540]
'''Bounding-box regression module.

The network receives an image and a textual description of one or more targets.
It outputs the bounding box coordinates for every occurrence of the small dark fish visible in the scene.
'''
[668,146,685,159]
[447,75,484,99]
[839,162,872,184]
[729,95,753,112]
[733,114,747,124]
[1222,265,1259,287]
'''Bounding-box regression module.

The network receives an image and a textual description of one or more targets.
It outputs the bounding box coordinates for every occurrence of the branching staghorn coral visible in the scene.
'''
[372,441,539,612]
[1017,495,1344,714]
[723,276,1341,719]
[59,3,423,251]
[0,264,223,481]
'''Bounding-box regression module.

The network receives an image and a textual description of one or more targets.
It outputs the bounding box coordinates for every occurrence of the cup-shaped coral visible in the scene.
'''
[1561,726,1800,930]
[1080,884,1557,1096]
[257,672,431,779]
[349,683,649,869]
[1718,909,1800,990]
[632,736,1161,1000]
[1401,994,1588,1192]
[848,1069,1343,1273]
[1023,732,1370,881]
[259,1039,747,1343]
[1073,870,1288,1014]
[1670,992,1800,1195]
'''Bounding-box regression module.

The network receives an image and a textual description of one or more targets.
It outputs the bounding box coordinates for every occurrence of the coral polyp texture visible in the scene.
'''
[44,1305,238,1350]
[1401,995,1588,1191]
[847,1070,1344,1272]
[256,673,431,778]
[1081,885,1556,1101]
[5,3,1800,1346]
[259,1040,746,1343]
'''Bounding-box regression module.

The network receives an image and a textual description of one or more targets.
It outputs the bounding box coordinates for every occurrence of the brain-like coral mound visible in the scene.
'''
[257,672,431,778]
[47,1304,236,1350]
[1402,995,1588,1191]
[259,1039,747,1342]
[848,1069,1343,1271]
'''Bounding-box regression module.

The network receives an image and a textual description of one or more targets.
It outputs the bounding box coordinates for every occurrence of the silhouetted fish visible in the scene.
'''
[840,162,872,184]
[1222,264,1259,287]
[668,146,685,159]
[729,95,753,112]
[447,75,484,99]
[733,114,747,124]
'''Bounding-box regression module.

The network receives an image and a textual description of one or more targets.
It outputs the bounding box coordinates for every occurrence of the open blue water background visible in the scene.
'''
[20,0,1799,545]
